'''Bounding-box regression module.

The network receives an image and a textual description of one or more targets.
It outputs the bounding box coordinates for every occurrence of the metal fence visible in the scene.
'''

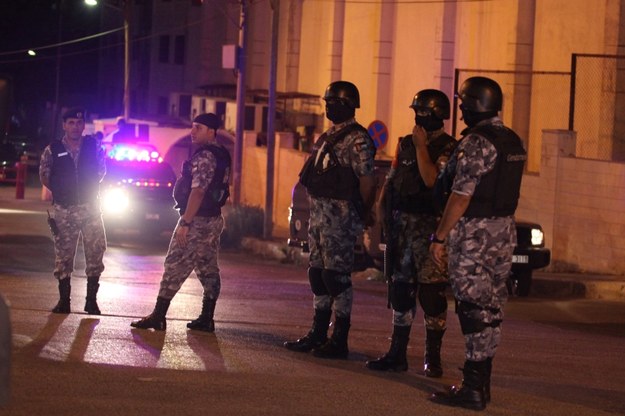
[570,53,625,162]
[453,69,571,172]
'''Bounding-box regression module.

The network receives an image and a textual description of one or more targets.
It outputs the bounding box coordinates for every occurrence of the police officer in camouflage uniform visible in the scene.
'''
[284,81,376,359]
[366,90,456,377]
[429,77,526,411]
[39,107,107,315]
[131,113,231,332]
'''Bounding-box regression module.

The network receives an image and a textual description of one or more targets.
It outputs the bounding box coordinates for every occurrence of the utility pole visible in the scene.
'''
[263,0,279,239]
[233,0,248,206]
[122,0,131,120]
[53,0,64,140]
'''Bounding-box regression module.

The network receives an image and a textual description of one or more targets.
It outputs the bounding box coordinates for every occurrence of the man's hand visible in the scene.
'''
[412,125,427,148]
[175,225,190,248]
[429,242,446,270]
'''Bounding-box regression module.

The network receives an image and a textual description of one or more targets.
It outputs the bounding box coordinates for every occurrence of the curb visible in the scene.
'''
[240,238,625,301]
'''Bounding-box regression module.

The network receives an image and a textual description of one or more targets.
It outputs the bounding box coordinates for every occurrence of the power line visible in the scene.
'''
[0,27,125,57]
[0,17,207,64]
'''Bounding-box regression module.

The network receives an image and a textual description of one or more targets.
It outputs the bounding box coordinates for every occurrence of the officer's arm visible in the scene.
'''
[97,146,106,182]
[434,191,470,241]
[376,180,389,225]
[359,175,377,216]
[180,187,206,224]
[412,125,438,187]
[430,191,471,269]
[39,148,51,189]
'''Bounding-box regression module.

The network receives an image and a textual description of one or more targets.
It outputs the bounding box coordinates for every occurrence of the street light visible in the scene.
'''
[85,0,131,120]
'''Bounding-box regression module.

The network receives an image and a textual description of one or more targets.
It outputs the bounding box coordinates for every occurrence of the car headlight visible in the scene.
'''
[102,188,130,214]
[530,228,544,246]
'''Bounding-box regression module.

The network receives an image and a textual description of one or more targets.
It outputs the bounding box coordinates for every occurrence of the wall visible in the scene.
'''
[516,130,625,275]
[269,0,624,167]
[239,131,305,237]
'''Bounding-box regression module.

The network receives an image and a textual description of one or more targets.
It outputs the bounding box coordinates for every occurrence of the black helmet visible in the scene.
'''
[458,76,503,112]
[409,89,450,120]
[323,81,360,109]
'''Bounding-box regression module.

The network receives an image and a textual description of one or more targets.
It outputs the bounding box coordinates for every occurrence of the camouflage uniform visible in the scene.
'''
[131,113,229,333]
[158,148,224,301]
[447,117,517,362]
[387,131,456,331]
[39,138,107,283]
[308,119,376,318]
[390,211,447,328]
[366,129,455,375]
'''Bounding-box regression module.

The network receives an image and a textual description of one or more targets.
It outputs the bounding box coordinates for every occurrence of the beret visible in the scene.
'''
[193,113,220,130]
[62,107,85,121]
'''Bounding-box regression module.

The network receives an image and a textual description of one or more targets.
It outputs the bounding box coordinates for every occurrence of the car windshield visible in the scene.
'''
[105,160,176,183]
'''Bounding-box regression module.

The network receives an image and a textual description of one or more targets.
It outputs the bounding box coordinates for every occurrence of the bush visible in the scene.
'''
[221,204,264,248]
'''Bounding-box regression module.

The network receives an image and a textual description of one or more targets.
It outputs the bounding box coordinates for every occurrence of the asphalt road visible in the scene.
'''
[1,196,625,415]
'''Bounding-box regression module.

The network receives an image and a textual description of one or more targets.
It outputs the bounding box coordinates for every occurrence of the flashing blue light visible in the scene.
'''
[106,144,162,163]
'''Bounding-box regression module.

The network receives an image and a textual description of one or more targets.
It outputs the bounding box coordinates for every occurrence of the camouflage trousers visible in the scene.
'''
[391,211,448,331]
[158,215,224,301]
[308,197,363,317]
[52,203,106,281]
[448,216,516,361]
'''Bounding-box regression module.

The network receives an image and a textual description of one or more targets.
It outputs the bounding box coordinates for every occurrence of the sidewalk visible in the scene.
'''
[2,184,624,301]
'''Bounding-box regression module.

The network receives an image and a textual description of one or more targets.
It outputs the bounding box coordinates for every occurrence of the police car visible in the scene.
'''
[287,161,551,297]
[100,143,179,238]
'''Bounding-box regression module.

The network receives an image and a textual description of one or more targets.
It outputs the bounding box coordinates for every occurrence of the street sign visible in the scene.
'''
[367,120,388,150]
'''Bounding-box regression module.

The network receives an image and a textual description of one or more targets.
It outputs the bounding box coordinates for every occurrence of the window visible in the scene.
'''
[157,97,168,115]
[174,35,185,65]
[159,36,170,63]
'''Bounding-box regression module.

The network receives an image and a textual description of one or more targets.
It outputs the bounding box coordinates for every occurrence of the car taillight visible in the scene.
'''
[132,180,173,188]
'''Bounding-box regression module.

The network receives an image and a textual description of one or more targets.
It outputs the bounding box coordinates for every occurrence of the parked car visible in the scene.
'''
[0,137,41,184]
[287,160,551,297]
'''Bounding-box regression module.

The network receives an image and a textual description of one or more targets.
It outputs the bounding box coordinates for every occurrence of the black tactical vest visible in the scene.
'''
[174,144,232,217]
[299,123,372,200]
[391,132,456,214]
[49,136,100,206]
[463,124,526,218]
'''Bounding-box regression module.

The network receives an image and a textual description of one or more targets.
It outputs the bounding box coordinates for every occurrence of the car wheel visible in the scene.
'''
[510,270,532,297]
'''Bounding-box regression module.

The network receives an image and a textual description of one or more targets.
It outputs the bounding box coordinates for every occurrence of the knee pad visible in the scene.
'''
[456,300,487,335]
[390,281,417,313]
[321,269,352,297]
[308,267,328,296]
[418,283,448,317]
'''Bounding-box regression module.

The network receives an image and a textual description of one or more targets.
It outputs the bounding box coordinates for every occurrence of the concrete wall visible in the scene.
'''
[258,0,624,170]
[517,130,625,275]
[239,132,306,237]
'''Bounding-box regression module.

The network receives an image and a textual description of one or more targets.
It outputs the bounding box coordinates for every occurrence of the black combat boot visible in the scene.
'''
[366,325,410,371]
[84,276,101,315]
[284,309,332,352]
[423,328,445,378]
[130,297,171,331]
[430,360,487,411]
[52,278,71,314]
[312,316,350,359]
[484,357,493,402]
[187,296,217,332]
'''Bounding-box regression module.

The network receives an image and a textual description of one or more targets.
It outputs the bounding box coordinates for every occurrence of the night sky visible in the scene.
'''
[1,0,107,143]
